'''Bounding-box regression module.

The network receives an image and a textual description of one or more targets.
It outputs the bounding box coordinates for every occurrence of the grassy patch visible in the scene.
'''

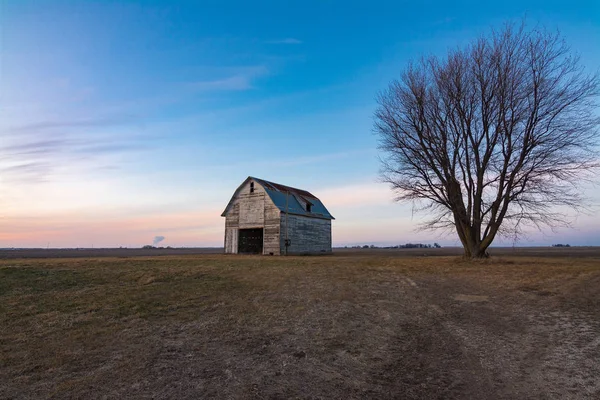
[0,266,86,295]
[1,254,599,399]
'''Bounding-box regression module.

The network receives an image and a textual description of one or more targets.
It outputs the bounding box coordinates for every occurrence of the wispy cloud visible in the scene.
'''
[190,75,256,91]
[266,38,303,45]
[1,137,146,157]
[0,162,52,182]
[2,116,131,136]
[0,116,148,183]
[1,139,67,155]
[188,65,269,92]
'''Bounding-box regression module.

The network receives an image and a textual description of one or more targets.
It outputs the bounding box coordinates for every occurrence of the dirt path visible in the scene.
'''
[77,273,598,399]
[408,274,600,399]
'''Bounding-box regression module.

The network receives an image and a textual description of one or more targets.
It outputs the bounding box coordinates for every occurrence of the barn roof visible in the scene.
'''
[221,177,334,220]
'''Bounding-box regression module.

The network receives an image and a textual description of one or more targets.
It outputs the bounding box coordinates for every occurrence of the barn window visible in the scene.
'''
[306,203,312,212]
[250,182,254,193]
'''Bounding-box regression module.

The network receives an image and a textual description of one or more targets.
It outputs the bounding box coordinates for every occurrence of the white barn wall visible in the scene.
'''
[223,179,281,255]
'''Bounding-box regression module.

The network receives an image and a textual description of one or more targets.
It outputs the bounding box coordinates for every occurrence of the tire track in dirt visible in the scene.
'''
[412,274,600,399]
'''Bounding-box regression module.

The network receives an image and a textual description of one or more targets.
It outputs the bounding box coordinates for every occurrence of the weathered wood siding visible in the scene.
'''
[224,226,238,254]
[280,214,332,254]
[263,200,281,255]
[223,179,281,255]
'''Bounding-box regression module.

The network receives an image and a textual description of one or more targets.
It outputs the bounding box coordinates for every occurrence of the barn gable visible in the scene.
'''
[221,177,334,220]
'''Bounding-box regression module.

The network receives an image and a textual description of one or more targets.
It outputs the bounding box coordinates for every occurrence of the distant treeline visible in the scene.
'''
[346,243,442,249]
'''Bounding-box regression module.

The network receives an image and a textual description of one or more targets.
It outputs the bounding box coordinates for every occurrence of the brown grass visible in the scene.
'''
[1,253,599,399]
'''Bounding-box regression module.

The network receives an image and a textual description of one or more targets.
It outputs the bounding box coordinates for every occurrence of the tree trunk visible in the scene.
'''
[456,223,490,258]
[463,242,489,258]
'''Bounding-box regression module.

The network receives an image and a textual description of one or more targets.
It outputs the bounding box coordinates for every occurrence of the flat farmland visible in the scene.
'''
[1,251,599,399]
[0,247,224,259]
[3,246,600,259]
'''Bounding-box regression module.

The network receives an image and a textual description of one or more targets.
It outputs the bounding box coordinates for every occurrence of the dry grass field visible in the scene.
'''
[1,251,600,399]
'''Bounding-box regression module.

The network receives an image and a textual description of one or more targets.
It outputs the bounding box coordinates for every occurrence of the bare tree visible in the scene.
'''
[374,22,599,258]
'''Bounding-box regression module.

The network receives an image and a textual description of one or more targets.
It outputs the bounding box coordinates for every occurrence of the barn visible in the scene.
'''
[221,177,334,255]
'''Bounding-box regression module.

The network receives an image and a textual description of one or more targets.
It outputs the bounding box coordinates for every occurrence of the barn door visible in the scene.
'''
[238,228,263,254]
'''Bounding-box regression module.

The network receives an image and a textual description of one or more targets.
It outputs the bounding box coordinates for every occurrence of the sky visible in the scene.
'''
[1,0,599,248]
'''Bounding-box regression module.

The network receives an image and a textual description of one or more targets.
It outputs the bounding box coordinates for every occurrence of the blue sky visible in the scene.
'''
[1,0,599,247]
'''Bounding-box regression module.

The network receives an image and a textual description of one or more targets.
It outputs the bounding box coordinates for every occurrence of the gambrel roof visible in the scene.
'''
[221,176,334,220]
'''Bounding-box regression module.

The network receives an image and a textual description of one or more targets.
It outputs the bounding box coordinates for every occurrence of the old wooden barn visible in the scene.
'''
[221,177,334,255]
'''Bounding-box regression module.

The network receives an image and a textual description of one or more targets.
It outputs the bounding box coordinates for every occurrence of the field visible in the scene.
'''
[1,249,599,399]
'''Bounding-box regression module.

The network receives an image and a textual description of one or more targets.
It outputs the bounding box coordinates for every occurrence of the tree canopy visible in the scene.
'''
[374,22,599,258]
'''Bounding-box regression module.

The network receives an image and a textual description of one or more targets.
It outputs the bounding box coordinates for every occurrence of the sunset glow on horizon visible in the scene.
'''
[2,1,599,248]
